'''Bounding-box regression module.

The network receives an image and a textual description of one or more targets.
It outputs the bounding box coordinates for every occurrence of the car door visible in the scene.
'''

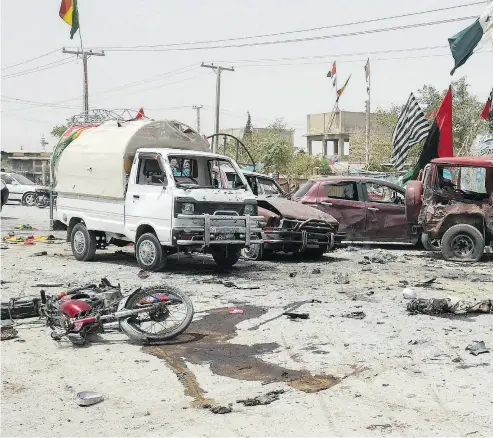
[315,180,367,240]
[124,153,173,244]
[1,174,19,201]
[363,181,415,243]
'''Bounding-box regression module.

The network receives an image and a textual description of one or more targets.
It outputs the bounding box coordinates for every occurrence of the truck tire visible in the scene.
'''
[212,246,241,269]
[135,233,167,272]
[441,224,484,262]
[241,243,264,261]
[405,180,423,224]
[71,223,97,262]
[421,233,441,252]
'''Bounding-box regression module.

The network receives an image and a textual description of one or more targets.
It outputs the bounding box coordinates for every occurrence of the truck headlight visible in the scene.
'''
[181,203,195,215]
[244,204,256,215]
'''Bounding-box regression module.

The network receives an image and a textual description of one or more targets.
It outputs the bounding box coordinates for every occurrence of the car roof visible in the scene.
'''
[432,157,493,167]
[308,176,404,191]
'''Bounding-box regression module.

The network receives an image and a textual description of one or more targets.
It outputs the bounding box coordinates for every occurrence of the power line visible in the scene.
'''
[86,16,477,52]
[1,48,60,71]
[85,1,486,50]
[1,96,80,110]
[2,57,77,79]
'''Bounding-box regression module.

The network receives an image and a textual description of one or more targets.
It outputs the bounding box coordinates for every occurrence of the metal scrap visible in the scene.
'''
[466,341,489,356]
[341,311,366,319]
[407,298,492,316]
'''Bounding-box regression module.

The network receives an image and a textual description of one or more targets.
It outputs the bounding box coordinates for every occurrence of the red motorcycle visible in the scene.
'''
[40,278,194,345]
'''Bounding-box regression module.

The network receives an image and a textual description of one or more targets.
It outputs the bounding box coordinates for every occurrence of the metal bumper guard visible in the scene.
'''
[263,218,336,252]
[176,214,263,246]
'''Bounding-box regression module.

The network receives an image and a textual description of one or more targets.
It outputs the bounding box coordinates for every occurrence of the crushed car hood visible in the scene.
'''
[257,196,338,225]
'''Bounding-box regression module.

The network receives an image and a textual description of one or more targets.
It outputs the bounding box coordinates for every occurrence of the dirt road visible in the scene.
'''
[1,204,492,436]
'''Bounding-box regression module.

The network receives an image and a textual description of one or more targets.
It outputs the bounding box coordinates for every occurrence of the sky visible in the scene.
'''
[1,0,492,153]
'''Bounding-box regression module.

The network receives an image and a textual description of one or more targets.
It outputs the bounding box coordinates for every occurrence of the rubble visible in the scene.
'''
[407,298,492,316]
[237,390,285,406]
[341,311,366,320]
[466,341,489,356]
[76,391,104,406]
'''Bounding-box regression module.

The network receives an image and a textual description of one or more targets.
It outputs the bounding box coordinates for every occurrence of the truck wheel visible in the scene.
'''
[241,243,264,261]
[136,233,167,272]
[22,192,36,206]
[212,246,241,269]
[421,233,441,252]
[71,223,97,262]
[441,224,484,262]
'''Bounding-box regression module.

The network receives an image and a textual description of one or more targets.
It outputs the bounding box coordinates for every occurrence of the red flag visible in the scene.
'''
[481,90,492,120]
[136,108,144,119]
[436,86,453,158]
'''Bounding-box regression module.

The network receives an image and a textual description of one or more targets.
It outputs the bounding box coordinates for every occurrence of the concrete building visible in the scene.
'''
[305,111,391,158]
[1,151,51,185]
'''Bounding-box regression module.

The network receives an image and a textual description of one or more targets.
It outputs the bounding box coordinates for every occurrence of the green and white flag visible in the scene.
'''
[448,3,493,75]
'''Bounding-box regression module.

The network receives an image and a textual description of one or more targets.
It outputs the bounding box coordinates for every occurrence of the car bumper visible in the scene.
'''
[174,214,263,246]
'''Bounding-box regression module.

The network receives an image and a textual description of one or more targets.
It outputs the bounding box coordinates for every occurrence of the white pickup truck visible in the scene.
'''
[52,119,262,270]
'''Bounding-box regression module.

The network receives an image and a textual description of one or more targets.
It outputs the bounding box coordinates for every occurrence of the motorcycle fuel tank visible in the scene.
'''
[60,300,92,318]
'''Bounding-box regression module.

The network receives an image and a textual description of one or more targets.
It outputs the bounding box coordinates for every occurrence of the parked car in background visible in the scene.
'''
[406,157,493,262]
[292,176,418,245]
[0,172,40,206]
[1,180,9,211]
[220,168,343,260]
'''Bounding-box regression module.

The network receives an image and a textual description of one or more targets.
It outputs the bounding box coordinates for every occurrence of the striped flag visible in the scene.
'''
[391,93,430,170]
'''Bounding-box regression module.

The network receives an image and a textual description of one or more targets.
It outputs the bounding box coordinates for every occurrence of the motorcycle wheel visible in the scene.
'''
[119,285,194,343]
[35,196,47,208]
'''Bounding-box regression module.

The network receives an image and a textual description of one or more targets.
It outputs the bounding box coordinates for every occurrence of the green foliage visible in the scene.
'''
[51,125,68,138]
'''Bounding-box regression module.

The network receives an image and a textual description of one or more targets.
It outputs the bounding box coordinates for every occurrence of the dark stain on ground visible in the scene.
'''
[145,305,341,406]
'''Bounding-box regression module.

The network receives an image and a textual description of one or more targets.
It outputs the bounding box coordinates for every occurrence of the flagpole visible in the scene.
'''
[365,59,371,168]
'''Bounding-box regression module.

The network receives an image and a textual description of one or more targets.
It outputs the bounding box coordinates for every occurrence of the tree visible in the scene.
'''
[51,125,68,138]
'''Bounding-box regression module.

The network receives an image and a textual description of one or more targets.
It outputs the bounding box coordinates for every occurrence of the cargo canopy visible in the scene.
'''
[54,119,210,199]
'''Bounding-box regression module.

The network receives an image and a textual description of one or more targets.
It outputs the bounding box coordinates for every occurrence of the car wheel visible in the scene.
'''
[241,243,264,261]
[135,233,167,272]
[71,223,97,262]
[441,224,484,262]
[22,192,36,206]
[421,233,441,252]
[212,246,241,269]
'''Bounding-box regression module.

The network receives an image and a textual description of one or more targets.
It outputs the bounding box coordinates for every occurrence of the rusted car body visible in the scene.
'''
[293,176,418,245]
[406,157,493,262]
[219,169,342,259]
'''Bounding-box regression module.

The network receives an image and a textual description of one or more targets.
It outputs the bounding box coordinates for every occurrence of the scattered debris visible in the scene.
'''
[402,288,417,300]
[228,307,244,314]
[452,357,463,363]
[466,341,489,356]
[360,251,397,265]
[202,278,259,289]
[15,224,34,230]
[1,321,18,341]
[33,251,48,257]
[346,246,359,252]
[366,424,392,431]
[237,390,285,406]
[311,268,321,274]
[407,298,492,316]
[210,403,233,414]
[76,391,104,406]
[137,270,150,279]
[284,312,309,320]
[311,299,322,304]
[341,311,366,320]
[289,272,297,278]
[1,296,41,320]
[414,278,437,288]
[334,273,350,284]
[34,282,64,288]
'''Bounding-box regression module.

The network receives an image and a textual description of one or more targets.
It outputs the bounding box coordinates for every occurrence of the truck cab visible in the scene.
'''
[53,119,262,270]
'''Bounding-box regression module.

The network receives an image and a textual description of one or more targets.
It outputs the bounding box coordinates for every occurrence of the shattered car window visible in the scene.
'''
[321,182,358,201]
[366,183,404,204]
[258,177,281,196]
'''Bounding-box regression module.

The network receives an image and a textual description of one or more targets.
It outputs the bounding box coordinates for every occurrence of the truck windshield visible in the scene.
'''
[168,155,247,190]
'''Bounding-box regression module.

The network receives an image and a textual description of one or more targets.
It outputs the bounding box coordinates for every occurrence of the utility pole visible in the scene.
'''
[62,48,105,118]
[201,63,234,152]
[192,105,203,133]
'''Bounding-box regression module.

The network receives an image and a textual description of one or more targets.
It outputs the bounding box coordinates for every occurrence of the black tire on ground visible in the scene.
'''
[421,233,441,252]
[135,232,167,272]
[22,192,36,206]
[302,247,327,260]
[441,224,484,262]
[70,223,97,262]
[241,243,264,261]
[119,285,194,342]
[212,246,241,268]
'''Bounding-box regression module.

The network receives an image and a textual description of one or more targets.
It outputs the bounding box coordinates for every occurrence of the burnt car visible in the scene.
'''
[292,176,419,245]
[220,169,342,260]
[406,157,493,262]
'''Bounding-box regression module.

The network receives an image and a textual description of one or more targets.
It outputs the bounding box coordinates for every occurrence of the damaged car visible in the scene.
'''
[406,157,493,262]
[218,169,343,260]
